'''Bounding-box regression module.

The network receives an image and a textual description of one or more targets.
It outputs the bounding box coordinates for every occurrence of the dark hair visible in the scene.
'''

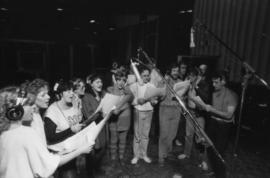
[179,61,188,67]
[114,70,127,81]
[212,70,229,82]
[188,67,199,76]
[86,74,102,84]
[170,63,179,70]
[54,80,73,94]
[85,74,103,98]
[71,78,85,91]
[139,66,150,74]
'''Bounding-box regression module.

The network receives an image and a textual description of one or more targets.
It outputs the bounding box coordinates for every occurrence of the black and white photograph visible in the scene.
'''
[0,0,270,178]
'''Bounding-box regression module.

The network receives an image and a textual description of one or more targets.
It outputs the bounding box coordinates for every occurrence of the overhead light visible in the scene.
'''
[179,10,193,14]
[89,19,95,23]
[73,27,80,30]
[57,8,64,12]
[93,32,97,35]
[109,27,115,31]
[1,7,8,11]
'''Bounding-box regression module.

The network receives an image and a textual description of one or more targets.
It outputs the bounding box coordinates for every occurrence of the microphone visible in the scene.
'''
[243,62,255,74]
[130,59,143,85]
[132,58,143,65]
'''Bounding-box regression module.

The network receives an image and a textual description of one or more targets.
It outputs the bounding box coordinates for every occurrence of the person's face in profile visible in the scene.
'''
[35,86,50,109]
[74,82,85,96]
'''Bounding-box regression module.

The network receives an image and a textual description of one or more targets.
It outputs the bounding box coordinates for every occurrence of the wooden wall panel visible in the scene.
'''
[193,0,270,83]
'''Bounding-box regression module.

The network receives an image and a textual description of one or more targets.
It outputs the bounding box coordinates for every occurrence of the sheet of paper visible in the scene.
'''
[95,93,121,116]
[150,69,163,87]
[48,93,122,154]
[144,85,166,100]
[173,80,190,97]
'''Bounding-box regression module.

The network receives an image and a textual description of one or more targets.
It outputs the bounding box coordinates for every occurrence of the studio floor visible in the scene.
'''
[76,128,270,178]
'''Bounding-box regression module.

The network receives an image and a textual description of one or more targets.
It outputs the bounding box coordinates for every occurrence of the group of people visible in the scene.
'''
[0,60,238,178]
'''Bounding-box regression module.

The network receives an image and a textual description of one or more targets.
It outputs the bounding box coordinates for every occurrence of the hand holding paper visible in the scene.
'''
[48,93,122,154]
[144,85,166,101]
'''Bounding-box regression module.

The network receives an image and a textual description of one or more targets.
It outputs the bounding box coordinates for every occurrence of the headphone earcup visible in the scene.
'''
[6,105,24,121]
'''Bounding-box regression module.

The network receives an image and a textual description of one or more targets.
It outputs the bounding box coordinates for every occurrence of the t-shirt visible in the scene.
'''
[212,88,238,122]
[45,102,82,133]
[0,126,60,178]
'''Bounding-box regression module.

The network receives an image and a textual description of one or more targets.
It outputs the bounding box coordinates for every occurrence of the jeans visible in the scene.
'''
[158,106,181,160]
[133,110,153,158]
[183,112,205,157]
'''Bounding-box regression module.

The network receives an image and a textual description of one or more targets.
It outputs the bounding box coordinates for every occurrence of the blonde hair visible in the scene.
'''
[0,86,19,135]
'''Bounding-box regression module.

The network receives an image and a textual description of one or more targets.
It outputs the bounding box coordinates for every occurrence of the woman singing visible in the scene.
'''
[82,74,108,176]
[0,86,92,178]
[44,81,84,178]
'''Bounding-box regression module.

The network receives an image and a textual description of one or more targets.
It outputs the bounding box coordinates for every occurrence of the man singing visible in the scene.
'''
[204,71,238,178]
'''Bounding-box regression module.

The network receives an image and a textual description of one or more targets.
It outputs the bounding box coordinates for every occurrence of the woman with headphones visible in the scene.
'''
[0,86,93,178]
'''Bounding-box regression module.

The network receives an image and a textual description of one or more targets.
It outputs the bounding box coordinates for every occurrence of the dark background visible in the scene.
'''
[1,0,270,148]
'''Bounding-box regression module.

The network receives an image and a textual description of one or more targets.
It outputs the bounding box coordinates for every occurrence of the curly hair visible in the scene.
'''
[26,78,49,105]
[114,70,127,81]
[27,78,49,96]
[0,86,19,135]
[71,78,85,91]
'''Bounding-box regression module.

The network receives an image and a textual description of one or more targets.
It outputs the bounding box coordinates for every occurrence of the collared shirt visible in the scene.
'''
[129,82,153,111]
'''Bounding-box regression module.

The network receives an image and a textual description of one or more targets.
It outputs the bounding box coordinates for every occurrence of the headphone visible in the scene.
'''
[6,104,24,121]
[5,88,27,121]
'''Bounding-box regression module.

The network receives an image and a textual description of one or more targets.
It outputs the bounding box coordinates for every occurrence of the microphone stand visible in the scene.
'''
[194,20,270,90]
[233,71,252,155]
[194,20,270,156]
[138,48,226,164]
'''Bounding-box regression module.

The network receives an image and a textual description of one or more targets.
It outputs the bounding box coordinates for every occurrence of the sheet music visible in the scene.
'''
[150,69,163,87]
[173,80,190,97]
[48,93,121,154]
[48,109,114,154]
[96,93,122,116]
[144,84,166,100]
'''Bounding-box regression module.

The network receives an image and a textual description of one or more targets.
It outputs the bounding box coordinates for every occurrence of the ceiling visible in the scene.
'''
[0,0,195,42]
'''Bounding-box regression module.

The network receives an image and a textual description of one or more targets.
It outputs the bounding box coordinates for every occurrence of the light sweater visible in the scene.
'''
[0,126,60,178]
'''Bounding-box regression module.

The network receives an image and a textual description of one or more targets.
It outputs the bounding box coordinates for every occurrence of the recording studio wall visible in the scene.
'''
[192,0,270,83]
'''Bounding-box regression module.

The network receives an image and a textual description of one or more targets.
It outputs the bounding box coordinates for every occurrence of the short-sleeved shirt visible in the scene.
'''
[0,126,60,178]
[45,102,82,133]
[211,88,238,123]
